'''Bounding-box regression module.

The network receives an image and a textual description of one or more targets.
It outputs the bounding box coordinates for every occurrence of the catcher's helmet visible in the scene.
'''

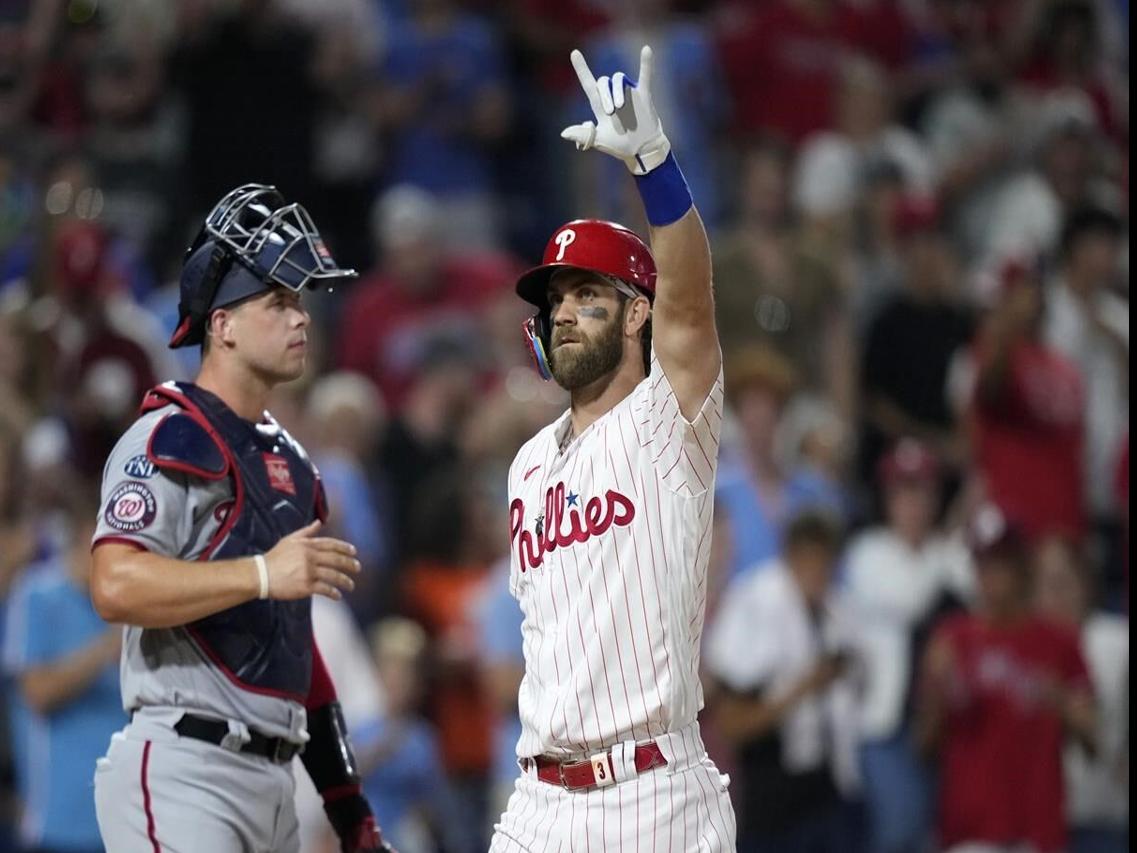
[169,184,357,349]
[516,219,656,380]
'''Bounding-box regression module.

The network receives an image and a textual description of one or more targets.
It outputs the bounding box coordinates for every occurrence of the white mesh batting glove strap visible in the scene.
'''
[561,45,672,176]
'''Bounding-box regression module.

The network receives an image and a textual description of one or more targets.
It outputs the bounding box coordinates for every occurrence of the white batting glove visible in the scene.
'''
[561,45,671,176]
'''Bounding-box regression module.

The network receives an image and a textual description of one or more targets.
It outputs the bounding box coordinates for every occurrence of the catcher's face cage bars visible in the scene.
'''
[200,183,357,291]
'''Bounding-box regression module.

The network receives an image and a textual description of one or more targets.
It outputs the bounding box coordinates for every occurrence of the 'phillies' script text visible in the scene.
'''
[510,482,636,572]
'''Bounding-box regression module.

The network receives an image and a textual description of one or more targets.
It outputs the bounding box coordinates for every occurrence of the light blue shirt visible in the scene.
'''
[357,716,448,849]
[2,561,127,850]
[715,465,847,581]
[380,13,507,196]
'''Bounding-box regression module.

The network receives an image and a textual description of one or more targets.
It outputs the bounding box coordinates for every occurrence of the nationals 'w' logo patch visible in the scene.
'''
[104,481,157,532]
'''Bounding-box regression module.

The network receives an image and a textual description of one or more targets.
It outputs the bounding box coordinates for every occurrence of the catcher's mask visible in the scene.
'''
[516,219,656,380]
[169,184,357,349]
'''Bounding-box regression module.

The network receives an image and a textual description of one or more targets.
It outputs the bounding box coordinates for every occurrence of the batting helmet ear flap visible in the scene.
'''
[523,312,553,381]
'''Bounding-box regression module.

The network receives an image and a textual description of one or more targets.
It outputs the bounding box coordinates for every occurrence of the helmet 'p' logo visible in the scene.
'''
[554,228,577,261]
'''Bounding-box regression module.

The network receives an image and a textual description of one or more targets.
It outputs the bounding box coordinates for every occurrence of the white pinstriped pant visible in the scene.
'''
[490,723,737,852]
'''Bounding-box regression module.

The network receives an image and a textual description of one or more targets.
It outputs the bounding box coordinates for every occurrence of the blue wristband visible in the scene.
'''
[634,152,693,227]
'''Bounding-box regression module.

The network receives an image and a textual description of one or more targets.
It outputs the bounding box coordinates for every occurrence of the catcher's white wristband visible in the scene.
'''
[254,554,269,600]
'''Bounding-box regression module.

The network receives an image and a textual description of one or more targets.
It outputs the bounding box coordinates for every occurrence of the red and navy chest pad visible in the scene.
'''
[142,382,328,701]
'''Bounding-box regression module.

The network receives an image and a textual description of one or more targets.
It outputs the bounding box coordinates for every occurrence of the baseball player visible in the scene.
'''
[89,184,393,852]
[491,46,736,850]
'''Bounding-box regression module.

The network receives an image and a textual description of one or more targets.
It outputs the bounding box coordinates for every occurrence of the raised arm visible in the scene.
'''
[647,207,718,419]
[562,45,720,418]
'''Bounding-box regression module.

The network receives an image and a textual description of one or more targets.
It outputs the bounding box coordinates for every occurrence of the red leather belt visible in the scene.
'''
[525,742,668,791]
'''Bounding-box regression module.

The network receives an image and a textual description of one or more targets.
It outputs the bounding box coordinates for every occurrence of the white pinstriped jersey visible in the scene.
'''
[508,348,724,759]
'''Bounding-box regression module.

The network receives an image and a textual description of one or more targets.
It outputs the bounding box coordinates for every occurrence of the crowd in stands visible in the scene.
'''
[0,1,1128,851]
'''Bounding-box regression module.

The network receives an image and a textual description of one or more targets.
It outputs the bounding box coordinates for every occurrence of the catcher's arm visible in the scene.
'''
[562,45,720,419]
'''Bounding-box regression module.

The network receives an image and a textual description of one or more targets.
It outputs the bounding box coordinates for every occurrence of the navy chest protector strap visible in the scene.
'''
[137,381,328,700]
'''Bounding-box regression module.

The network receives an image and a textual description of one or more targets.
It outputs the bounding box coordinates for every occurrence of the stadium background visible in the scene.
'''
[0,0,1127,851]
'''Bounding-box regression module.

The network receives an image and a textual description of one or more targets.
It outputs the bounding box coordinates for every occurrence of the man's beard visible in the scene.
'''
[548,306,625,390]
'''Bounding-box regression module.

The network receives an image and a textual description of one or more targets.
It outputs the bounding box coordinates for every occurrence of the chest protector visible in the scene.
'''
[140,382,328,701]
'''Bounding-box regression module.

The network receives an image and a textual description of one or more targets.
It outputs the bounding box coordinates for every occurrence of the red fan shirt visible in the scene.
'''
[970,337,1086,540]
[933,613,1092,853]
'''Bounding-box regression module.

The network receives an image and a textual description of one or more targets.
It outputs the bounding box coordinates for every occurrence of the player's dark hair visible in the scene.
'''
[783,509,845,555]
[641,313,652,375]
[615,283,652,375]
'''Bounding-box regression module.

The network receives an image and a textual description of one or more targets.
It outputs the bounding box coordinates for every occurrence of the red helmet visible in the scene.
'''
[515,219,656,307]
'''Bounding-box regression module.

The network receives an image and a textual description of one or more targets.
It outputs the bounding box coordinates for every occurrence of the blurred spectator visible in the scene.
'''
[24,3,101,142]
[0,149,38,303]
[705,510,858,853]
[472,557,524,836]
[302,593,388,852]
[0,20,41,145]
[294,594,387,853]
[919,15,1016,266]
[36,219,173,478]
[717,0,841,143]
[457,381,567,473]
[304,371,391,621]
[0,308,34,438]
[782,395,853,503]
[716,346,846,580]
[918,504,1096,853]
[377,349,479,573]
[173,0,320,211]
[713,139,796,350]
[511,0,611,100]
[1,491,127,853]
[357,618,457,853]
[848,156,908,326]
[1017,0,1126,142]
[714,144,853,410]
[372,0,511,250]
[83,29,187,275]
[400,468,502,853]
[504,0,614,246]
[301,3,386,272]
[336,184,518,411]
[1034,534,1129,853]
[983,91,1117,269]
[1115,435,1128,598]
[859,195,974,495]
[965,257,1086,541]
[578,1,727,228]
[1043,208,1127,524]
[3,150,158,303]
[717,0,914,144]
[844,439,971,853]
[794,56,933,227]
[0,423,35,614]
